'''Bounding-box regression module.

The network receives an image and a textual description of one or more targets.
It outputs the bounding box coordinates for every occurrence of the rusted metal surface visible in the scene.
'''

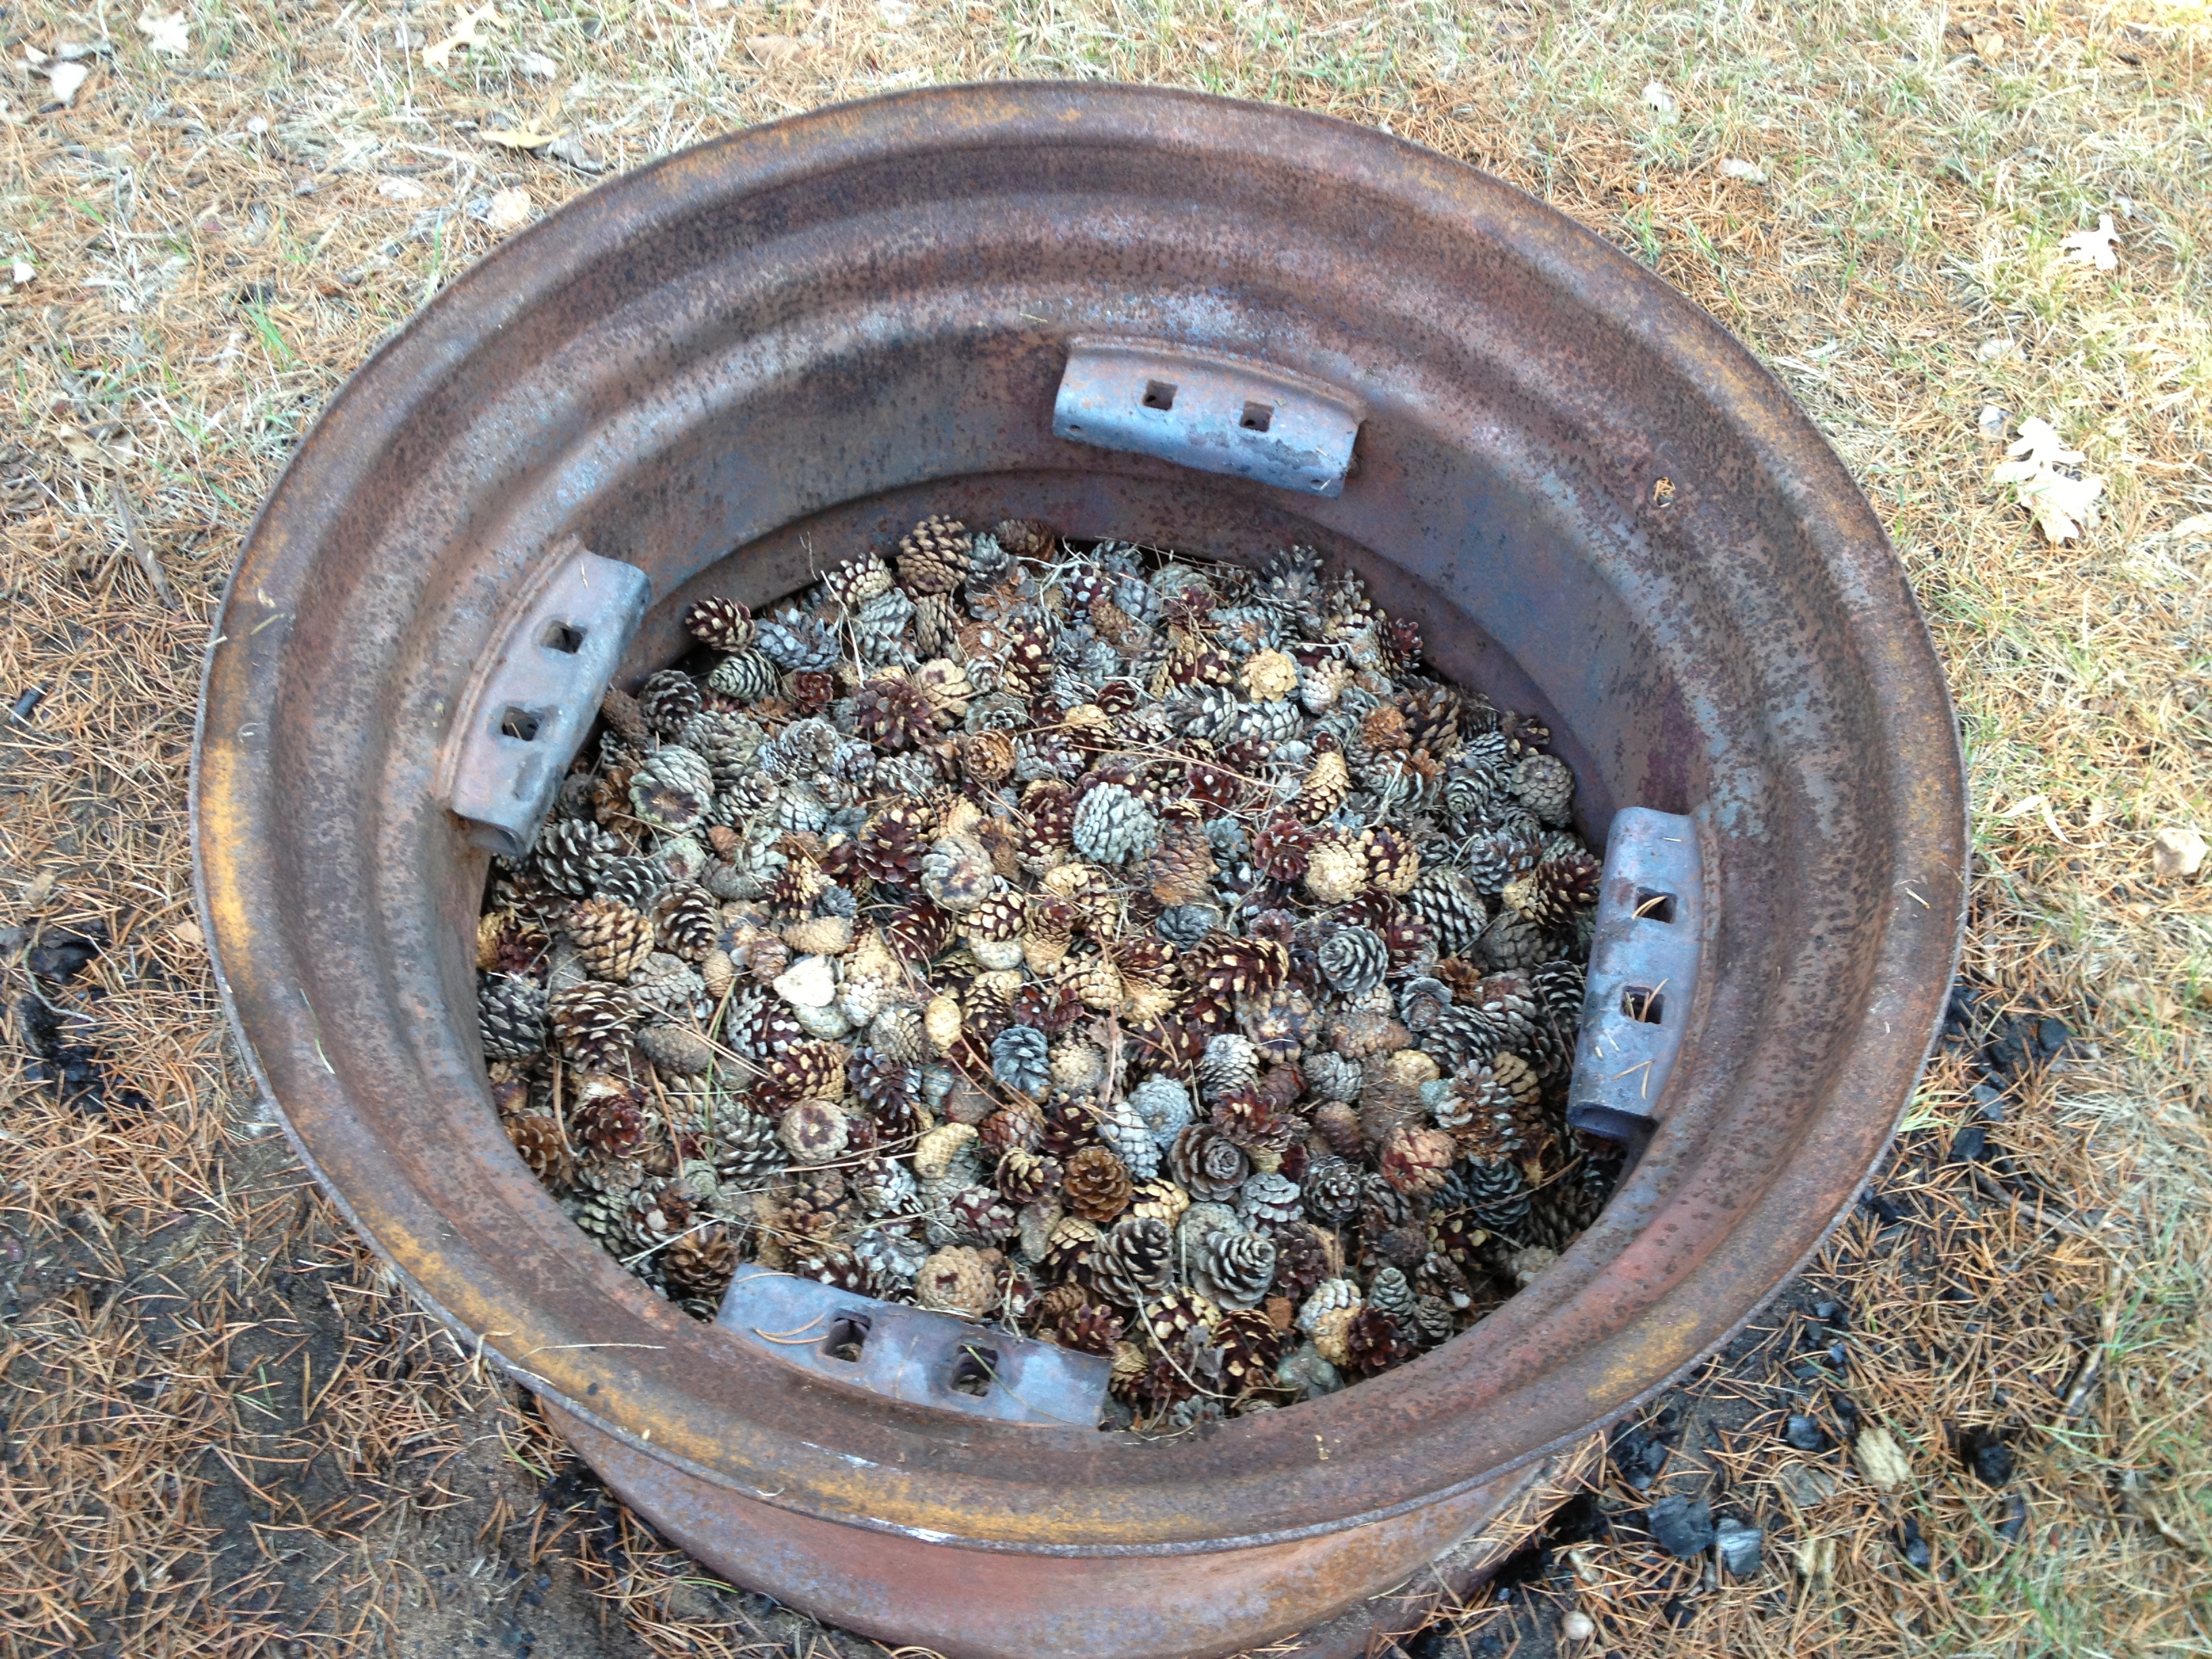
[1053,337,1367,496]
[1568,808,1706,1143]
[715,1267,1113,1428]
[192,83,1968,1658]
[443,539,650,858]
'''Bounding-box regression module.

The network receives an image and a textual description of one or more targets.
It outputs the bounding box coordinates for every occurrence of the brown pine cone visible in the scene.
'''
[1343,1307,1414,1376]
[994,1146,1061,1205]
[1061,1145,1133,1223]
[684,596,754,651]
[897,515,972,594]
[1251,815,1315,882]
[661,1223,739,1308]
[567,897,656,981]
[766,1040,848,1102]
[652,883,718,962]
[549,983,638,1071]
[1311,1101,1364,1160]
[1379,1123,1456,1195]
[1269,1221,1333,1305]
[778,1099,851,1163]
[1143,805,1217,907]
[571,1089,650,1160]
[959,728,1017,786]
[855,674,940,752]
[915,1245,998,1315]
[506,1113,573,1186]
[1053,1302,1127,1357]
[1216,1307,1292,1396]
[1170,1123,1251,1202]
[1090,1214,1172,1306]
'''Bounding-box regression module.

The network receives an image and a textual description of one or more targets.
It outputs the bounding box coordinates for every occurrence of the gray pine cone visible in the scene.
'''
[756,610,839,672]
[851,588,916,666]
[638,668,703,735]
[1301,1156,1365,1223]
[1093,1097,1162,1182]
[478,977,548,1060]
[712,1109,785,1181]
[1091,1215,1173,1306]
[677,710,766,787]
[990,1024,1051,1097]
[705,648,780,703]
[630,745,715,834]
[1406,869,1491,954]
[1366,1264,1416,1323]
[1197,1033,1261,1101]
[1237,1171,1303,1231]
[1460,1158,1531,1230]
[534,817,621,897]
[1317,926,1389,996]
[1071,783,1160,865]
[1129,1076,1195,1149]
[1156,903,1219,947]
[1194,1229,1277,1310]
[1509,752,1575,827]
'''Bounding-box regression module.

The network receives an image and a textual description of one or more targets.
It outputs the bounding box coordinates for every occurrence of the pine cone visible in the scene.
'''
[638,668,703,736]
[756,610,839,672]
[534,817,621,897]
[1063,1145,1133,1223]
[652,883,718,962]
[920,833,1000,914]
[636,1023,714,1076]
[630,745,715,834]
[897,515,972,595]
[706,647,781,703]
[1071,783,1160,867]
[915,1245,998,1315]
[479,976,548,1060]
[1380,1123,1455,1195]
[571,1089,650,1160]
[506,1113,573,1186]
[567,897,657,982]
[1509,752,1574,827]
[1237,1171,1303,1231]
[1303,836,1370,905]
[1406,869,1490,956]
[778,1099,850,1163]
[713,1109,785,1181]
[1343,1307,1414,1376]
[1170,1123,1250,1202]
[1290,746,1351,822]
[685,596,754,651]
[1458,1158,1532,1230]
[1269,1221,1332,1306]
[1193,1228,1277,1310]
[855,674,939,752]
[1091,1214,1173,1305]
[1250,815,1315,882]
[1317,926,1389,996]
[550,983,638,1070]
[990,1024,1050,1097]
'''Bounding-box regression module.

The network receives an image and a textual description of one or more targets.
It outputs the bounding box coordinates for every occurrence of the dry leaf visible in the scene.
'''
[378,176,429,202]
[9,261,33,287]
[1641,81,1677,117]
[746,32,800,62]
[424,2,501,70]
[169,920,206,949]
[138,7,190,56]
[60,431,135,468]
[485,186,532,232]
[482,127,556,150]
[516,50,558,79]
[1973,30,2005,60]
[2152,826,2206,880]
[47,60,91,105]
[1718,157,1765,184]
[1991,417,2106,543]
[2061,213,2121,272]
[1854,1424,1912,1492]
[543,134,604,173]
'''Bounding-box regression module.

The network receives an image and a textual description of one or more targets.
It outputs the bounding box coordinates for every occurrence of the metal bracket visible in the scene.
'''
[1566,808,1705,1142]
[445,536,651,861]
[716,1267,1111,1429]
[1052,337,1365,497]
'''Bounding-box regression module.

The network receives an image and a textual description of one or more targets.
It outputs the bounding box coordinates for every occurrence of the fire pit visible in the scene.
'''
[194,84,1965,1659]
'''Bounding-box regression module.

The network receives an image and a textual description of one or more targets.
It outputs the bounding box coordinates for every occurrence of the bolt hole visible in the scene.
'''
[1141,380,1177,412]
[1240,400,1275,432]
[948,1344,998,1398]
[541,620,586,655]
[1622,986,1666,1025]
[1633,888,1677,924]
[823,1312,871,1364]
[499,706,544,742]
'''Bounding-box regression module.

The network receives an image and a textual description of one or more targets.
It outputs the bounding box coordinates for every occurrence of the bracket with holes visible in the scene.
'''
[1567,808,1706,1143]
[716,1266,1113,1427]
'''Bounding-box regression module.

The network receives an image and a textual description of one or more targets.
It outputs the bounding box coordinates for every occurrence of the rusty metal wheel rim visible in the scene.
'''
[194,83,1965,1557]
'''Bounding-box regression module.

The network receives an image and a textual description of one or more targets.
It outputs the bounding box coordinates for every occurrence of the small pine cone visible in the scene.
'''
[1240,649,1300,702]
[1311,1101,1364,1160]
[756,609,840,673]
[920,833,1001,914]
[990,1025,1051,1098]
[1406,870,1491,956]
[1366,1264,1418,1324]
[1250,815,1315,883]
[685,596,754,651]
[506,1113,573,1186]
[769,1040,850,1102]
[1331,1009,1412,1061]
[1143,806,1217,907]
[850,1046,921,1119]
[1477,909,1553,971]
[1296,1277,1362,1333]
[727,987,804,1059]
[785,914,854,957]
[1460,1158,1532,1230]
[1193,1228,1278,1311]
[882,901,953,966]
[1290,747,1352,823]
[1071,783,1160,867]
[1343,1307,1414,1376]
[1091,1214,1173,1306]
[1063,1145,1134,1223]
[712,1109,786,1181]
[1305,1050,1364,1104]
[1140,1288,1222,1350]
[1237,1171,1303,1231]
[1051,1301,1127,1357]
[914,1245,998,1315]
[1187,933,1289,1002]
[897,515,972,594]
[550,983,638,1069]
[1198,1033,1261,1101]
[534,817,622,898]
[1303,836,1370,905]
[1502,848,1602,926]
[1170,1123,1251,1202]
[478,977,548,1060]
[1317,926,1389,996]
[1300,1155,1365,1223]
[638,668,704,736]
[1270,1221,1332,1307]
[637,1023,715,1076]
[706,647,781,703]
[945,1183,1019,1245]
[995,1146,1061,1206]
[823,551,895,610]
[652,883,718,962]
[659,1223,739,1310]
[1509,752,1575,827]
[959,728,1017,786]
[571,1089,650,1160]
[778,1099,851,1163]
[1127,1179,1191,1229]
[1380,1123,1456,1195]
[630,745,716,834]
[855,674,939,753]
[1039,1215,1103,1284]
[1362,826,1420,897]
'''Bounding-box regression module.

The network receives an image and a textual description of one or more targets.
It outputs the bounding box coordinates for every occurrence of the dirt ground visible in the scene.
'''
[2,1,2207,1655]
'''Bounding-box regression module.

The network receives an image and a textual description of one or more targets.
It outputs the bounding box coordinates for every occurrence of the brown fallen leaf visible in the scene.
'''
[746,32,800,62]
[1855,1424,1912,1492]
[483,127,556,150]
[2152,825,2206,880]
[485,187,532,232]
[424,2,501,70]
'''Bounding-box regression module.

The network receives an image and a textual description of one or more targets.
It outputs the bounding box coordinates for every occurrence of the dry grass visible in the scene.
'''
[2,0,2208,1654]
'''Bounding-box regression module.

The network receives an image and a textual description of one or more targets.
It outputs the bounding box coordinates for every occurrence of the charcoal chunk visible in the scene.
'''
[1645,1494,1714,1559]
[1714,1515,1763,1576]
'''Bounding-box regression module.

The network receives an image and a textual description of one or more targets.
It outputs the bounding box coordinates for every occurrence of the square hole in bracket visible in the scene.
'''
[822,1312,870,1364]
[1141,380,1178,412]
[1622,986,1666,1025]
[540,620,586,655]
[1240,400,1275,432]
[948,1345,998,1398]
[499,706,544,742]
[1633,888,1677,924]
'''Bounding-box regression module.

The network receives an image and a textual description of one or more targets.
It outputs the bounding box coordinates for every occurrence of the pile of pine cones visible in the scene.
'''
[477,516,1620,1431]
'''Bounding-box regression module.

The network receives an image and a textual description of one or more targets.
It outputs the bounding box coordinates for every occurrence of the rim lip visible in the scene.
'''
[192,81,1969,1553]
